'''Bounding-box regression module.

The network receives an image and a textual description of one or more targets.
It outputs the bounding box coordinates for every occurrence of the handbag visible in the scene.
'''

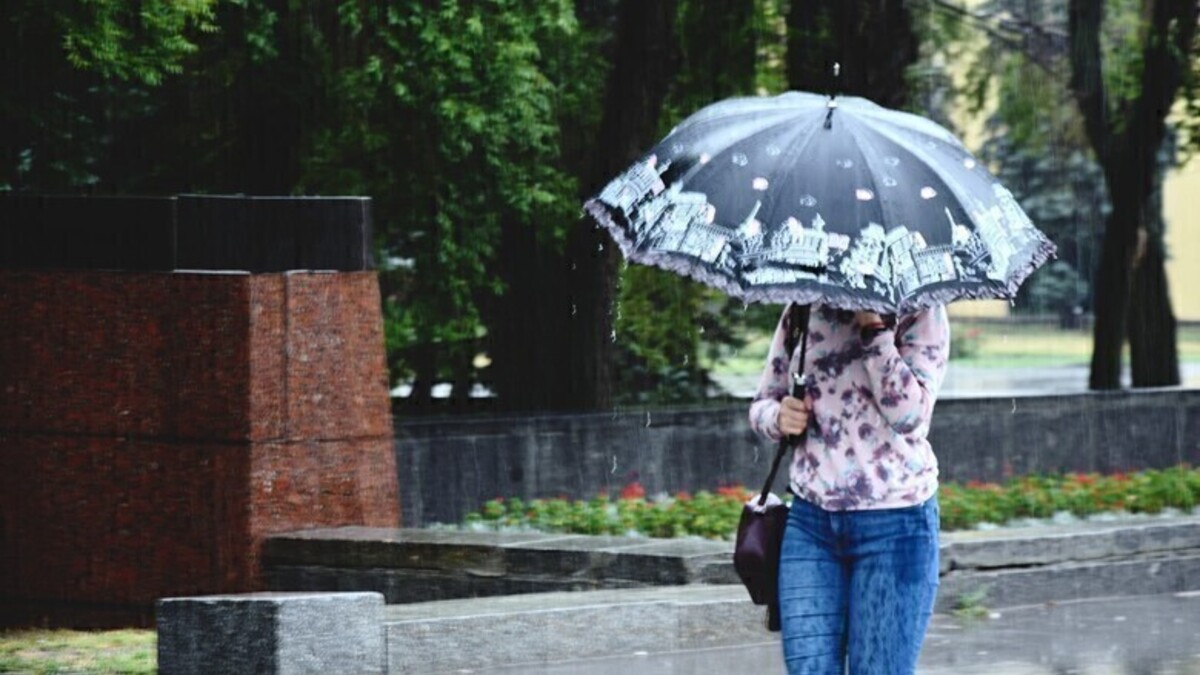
[734,303,810,632]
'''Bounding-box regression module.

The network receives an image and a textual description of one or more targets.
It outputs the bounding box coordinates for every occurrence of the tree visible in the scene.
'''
[608,0,760,406]
[786,0,919,108]
[1068,0,1197,388]
[1,0,218,190]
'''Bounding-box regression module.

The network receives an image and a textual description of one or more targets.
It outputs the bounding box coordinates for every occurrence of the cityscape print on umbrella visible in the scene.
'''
[591,147,1050,313]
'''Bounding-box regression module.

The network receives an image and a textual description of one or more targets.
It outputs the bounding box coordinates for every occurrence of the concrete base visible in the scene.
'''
[156,592,384,675]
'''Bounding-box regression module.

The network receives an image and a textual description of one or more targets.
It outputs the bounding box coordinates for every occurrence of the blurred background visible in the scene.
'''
[5,0,1199,414]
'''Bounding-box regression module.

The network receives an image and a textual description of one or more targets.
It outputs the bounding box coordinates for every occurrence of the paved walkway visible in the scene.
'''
[481,592,1200,675]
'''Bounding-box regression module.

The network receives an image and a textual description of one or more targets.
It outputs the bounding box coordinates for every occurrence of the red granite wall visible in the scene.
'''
[0,270,400,626]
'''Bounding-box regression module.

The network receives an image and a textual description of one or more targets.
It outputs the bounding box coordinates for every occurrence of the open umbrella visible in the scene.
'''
[584,91,1055,314]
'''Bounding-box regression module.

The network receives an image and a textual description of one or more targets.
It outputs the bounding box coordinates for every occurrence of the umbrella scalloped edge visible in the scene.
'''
[584,199,1057,316]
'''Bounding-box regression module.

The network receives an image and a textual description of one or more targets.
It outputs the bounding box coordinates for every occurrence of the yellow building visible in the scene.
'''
[1165,162,1200,320]
[938,0,1200,321]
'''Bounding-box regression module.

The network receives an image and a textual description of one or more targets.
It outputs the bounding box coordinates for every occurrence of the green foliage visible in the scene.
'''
[951,589,991,620]
[463,466,1200,538]
[1022,260,1088,315]
[301,0,589,382]
[938,466,1200,530]
[21,0,218,85]
[2,0,218,190]
[949,324,983,360]
[465,484,752,539]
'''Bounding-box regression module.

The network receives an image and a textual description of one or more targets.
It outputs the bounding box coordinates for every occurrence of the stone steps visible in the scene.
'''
[381,585,766,675]
[265,517,1200,611]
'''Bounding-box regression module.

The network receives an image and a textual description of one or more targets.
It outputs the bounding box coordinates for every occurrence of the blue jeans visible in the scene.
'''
[777,495,940,675]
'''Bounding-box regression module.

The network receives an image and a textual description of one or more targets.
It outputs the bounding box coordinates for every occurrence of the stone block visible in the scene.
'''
[936,552,1200,613]
[157,592,384,675]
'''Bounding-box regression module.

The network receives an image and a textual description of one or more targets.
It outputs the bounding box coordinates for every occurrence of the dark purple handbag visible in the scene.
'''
[734,303,809,632]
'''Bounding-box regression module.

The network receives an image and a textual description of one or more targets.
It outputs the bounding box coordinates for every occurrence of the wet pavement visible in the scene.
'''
[480,592,1200,675]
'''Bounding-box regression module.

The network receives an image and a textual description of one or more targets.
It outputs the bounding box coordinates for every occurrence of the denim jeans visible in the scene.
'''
[777,495,940,675]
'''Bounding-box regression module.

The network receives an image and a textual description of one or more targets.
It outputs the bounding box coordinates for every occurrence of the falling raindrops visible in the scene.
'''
[765,144,782,157]
[611,455,618,474]
[753,177,770,191]
[597,242,605,252]
[920,187,938,200]
[1012,398,1017,414]
[732,153,749,167]
[699,325,706,334]
[798,194,818,208]
[611,329,617,342]
[571,262,577,271]
[571,303,577,317]
[753,446,760,463]
[856,188,875,201]
[645,411,652,428]
[683,354,689,366]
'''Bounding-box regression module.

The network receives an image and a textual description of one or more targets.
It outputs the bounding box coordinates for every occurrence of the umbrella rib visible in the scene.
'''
[842,116,896,307]
[853,120,979,222]
[753,115,825,223]
[676,111,822,190]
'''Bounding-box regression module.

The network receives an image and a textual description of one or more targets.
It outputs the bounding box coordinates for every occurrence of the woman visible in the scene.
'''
[749,304,949,675]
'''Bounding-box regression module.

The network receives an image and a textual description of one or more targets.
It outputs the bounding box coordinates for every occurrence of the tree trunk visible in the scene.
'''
[556,0,680,411]
[1128,234,1180,387]
[1087,203,1136,390]
[786,0,918,108]
[1069,0,1195,390]
[485,218,573,412]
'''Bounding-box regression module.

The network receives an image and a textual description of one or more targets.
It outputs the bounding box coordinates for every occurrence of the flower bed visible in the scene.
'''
[462,466,1200,538]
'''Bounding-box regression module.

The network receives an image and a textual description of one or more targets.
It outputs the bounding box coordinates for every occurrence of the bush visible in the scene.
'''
[949,324,983,360]
[461,467,1200,538]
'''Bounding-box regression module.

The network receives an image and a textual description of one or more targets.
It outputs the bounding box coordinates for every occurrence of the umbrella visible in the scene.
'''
[584,91,1055,314]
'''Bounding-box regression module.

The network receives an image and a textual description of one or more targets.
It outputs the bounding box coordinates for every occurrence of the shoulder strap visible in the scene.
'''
[756,303,810,506]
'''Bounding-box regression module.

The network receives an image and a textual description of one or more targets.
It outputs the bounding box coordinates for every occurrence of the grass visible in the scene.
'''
[706,321,1200,376]
[0,630,155,674]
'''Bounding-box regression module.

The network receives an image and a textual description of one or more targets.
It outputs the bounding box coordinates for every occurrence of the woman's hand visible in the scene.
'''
[777,394,813,436]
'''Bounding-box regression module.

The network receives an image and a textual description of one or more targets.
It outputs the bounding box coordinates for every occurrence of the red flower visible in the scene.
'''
[620,481,646,500]
[716,484,748,499]
[675,491,693,502]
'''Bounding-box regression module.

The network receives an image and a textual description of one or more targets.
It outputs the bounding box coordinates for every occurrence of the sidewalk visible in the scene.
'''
[479,592,1200,675]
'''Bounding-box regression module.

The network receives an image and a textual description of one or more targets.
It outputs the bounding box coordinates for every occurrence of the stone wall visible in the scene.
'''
[0,195,399,627]
[395,389,1200,526]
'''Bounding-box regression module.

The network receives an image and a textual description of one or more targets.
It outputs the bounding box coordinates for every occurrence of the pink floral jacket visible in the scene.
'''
[749,304,950,511]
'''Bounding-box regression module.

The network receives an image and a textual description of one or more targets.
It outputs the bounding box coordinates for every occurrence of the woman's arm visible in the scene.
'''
[858,305,950,435]
[748,306,794,442]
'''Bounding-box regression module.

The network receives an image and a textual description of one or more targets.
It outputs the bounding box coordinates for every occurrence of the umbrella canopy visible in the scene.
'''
[584,91,1056,314]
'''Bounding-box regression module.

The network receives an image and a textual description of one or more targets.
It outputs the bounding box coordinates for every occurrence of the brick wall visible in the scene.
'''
[0,268,399,626]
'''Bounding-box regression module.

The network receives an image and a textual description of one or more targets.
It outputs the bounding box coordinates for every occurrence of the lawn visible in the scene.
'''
[0,630,155,674]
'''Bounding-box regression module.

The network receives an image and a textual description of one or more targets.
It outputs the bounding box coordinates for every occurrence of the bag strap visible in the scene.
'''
[755,303,810,507]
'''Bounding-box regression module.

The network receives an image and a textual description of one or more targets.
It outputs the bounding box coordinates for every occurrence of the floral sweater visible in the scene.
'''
[748,304,950,511]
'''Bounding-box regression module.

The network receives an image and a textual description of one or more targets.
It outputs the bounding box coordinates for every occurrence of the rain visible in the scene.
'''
[3,0,1200,673]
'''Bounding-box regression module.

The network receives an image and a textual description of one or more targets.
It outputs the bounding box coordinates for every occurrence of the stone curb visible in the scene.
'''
[265,517,1200,606]
[382,586,767,675]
